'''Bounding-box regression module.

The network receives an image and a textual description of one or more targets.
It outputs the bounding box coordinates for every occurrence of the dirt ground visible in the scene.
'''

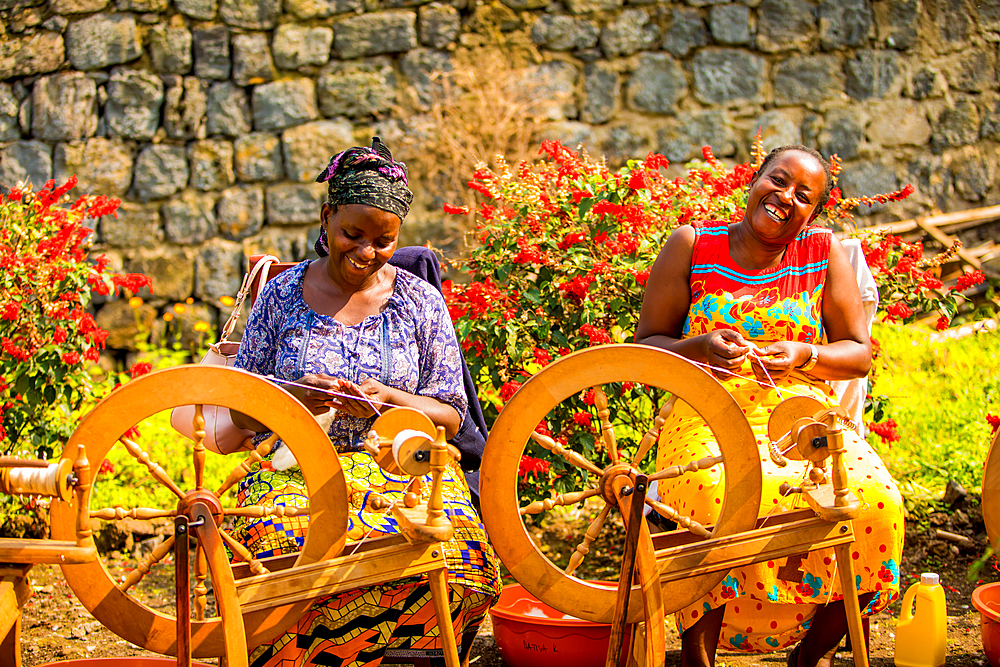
[15,499,1000,666]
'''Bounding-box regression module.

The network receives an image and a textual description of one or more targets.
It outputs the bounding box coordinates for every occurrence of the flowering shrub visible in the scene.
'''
[0,178,152,455]
[440,136,985,503]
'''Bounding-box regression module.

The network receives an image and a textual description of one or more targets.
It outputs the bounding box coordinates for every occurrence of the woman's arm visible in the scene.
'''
[754,237,872,381]
[635,225,751,374]
[334,379,462,439]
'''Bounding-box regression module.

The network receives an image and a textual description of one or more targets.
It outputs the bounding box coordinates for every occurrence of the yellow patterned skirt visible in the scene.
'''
[655,368,903,652]
[232,450,502,667]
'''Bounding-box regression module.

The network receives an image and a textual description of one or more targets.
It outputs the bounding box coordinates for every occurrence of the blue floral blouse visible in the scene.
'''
[234,260,468,452]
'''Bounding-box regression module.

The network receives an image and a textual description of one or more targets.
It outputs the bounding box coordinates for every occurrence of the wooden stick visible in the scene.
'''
[216,434,277,497]
[175,515,191,667]
[119,437,185,500]
[520,487,601,516]
[915,217,983,269]
[529,431,604,476]
[194,544,208,621]
[648,454,724,483]
[223,505,310,519]
[193,405,206,491]
[644,497,711,538]
[120,535,176,593]
[861,203,1000,236]
[606,474,646,667]
[631,395,677,467]
[593,385,619,463]
[566,503,611,576]
[91,507,176,521]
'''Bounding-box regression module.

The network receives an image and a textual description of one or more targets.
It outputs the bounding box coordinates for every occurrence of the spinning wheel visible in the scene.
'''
[49,365,348,658]
[480,345,761,633]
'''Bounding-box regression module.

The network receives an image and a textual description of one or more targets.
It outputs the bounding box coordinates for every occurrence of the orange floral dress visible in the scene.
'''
[655,221,904,652]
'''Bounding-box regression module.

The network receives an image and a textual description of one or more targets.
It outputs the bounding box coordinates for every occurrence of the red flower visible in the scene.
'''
[573,411,592,427]
[467,180,494,199]
[643,152,669,171]
[885,302,912,322]
[1,302,19,321]
[443,203,469,215]
[582,388,595,405]
[869,419,900,444]
[533,347,551,366]
[129,362,153,379]
[825,187,842,209]
[987,414,1000,435]
[957,270,986,291]
[615,233,640,255]
[935,315,949,331]
[558,232,586,250]
[559,275,595,302]
[571,190,590,204]
[53,326,67,344]
[500,380,522,402]
[99,459,115,475]
[920,274,944,290]
[592,201,622,219]
[628,171,648,190]
[61,351,81,365]
[83,346,99,362]
[580,324,611,346]
[518,455,551,480]
[635,269,651,286]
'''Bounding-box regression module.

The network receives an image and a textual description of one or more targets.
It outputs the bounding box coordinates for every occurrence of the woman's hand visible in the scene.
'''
[750,341,810,382]
[703,330,751,378]
[287,373,340,415]
[331,378,390,418]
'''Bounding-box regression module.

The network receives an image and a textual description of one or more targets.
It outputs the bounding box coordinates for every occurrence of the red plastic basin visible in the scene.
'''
[36,659,213,666]
[972,582,1000,666]
[489,583,634,667]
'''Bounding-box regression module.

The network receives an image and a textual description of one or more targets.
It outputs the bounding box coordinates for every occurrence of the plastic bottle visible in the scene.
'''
[894,572,947,667]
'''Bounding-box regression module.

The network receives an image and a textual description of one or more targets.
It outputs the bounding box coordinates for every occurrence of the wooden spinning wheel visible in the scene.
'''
[481,345,762,625]
[49,365,348,658]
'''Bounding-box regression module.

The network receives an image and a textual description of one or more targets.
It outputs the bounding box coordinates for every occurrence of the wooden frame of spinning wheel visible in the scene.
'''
[480,344,871,667]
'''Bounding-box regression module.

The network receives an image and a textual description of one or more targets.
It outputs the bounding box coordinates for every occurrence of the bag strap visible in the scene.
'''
[219,254,280,343]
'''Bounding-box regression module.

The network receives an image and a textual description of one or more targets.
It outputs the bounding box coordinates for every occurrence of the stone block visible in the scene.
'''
[106,68,164,142]
[195,239,245,300]
[596,122,652,167]
[0,32,65,79]
[581,62,619,124]
[981,99,1000,142]
[933,0,971,46]
[232,33,274,86]
[693,48,766,105]
[207,81,251,137]
[818,0,871,50]
[220,0,280,30]
[31,72,97,142]
[531,14,599,51]
[515,61,579,121]
[931,99,980,152]
[273,24,333,70]
[117,0,167,11]
[952,147,993,202]
[910,67,945,100]
[565,0,621,12]
[54,139,133,196]
[655,109,736,162]
[685,0,730,5]
[838,160,898,213]
[163,189,219,244]
[149,23,192,74]
[252,78,318,132]
[663,7,707,57]
[217,185,264,240]
[18,96,30,137]
[401,48,452,109]
[0,85,19,141]
[535,121,594,150]
[626,52,686,115]
[95,300,155,350]
[193,25,230,81]
[844,50,899,99]
[126,249,195,302]
[66,13,140,71]
[266,183,324,225]
[285,0,359,19]
[600,9,658,58]
[235,133,283,181]
[709,4,750,46]
[0,141,51,190]
[818,108,863,160]
[751,109,801,152]
[420,3,461,49]
[188,140,235,191]
[163,76,208,140]
[242,225,313,263]
[49,0,106,12]
[756,0,815,53]
[282,120,354,182]
[176,0,216,20]
[944,49,995,94]
[101,200,162,247]
[773,54,842,106]
[133,144,189,201]
[334,12,417,59]
[875,0,918,50]
[906,155,951,207]
[866,100,930,147]
[317,58,396,119]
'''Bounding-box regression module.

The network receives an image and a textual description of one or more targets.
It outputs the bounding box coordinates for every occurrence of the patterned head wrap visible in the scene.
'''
[314,137,413,257]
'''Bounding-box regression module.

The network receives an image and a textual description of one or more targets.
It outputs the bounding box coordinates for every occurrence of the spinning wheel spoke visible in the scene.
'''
[529,431,603,476]
[194,543,208,621]
[519,487,600,516]
[118,436,185,500]
[630,395,677,468]
[218,528,269,576]
[91,506,176,521]
[192,405,206,491]
[120,534,176,593]
[565,503,612,577]
[648,453,724,483]
[216,434,278,497]
[644,497,710,538]
[224,504,310,519]
[592,386,619,463]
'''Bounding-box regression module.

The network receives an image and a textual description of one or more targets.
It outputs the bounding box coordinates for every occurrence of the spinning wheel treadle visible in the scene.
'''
[49,365,348,659]
[480,344,762,628]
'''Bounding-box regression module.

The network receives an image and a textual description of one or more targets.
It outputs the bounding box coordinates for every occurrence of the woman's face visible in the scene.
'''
[321,203,401,287]
[743,150,827,245]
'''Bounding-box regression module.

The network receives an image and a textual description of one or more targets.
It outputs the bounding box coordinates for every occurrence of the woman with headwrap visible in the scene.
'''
[230,138,501,667]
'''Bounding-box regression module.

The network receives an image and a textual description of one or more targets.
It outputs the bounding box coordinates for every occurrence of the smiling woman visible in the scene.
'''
[635,145,901,667]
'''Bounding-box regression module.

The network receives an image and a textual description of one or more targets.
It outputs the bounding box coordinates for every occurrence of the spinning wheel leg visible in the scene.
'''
[427,568,462,667]
[833,543,869,667]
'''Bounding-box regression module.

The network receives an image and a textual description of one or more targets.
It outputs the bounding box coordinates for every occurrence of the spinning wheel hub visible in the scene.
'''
[178,489,225,525]
[598,464,638,505]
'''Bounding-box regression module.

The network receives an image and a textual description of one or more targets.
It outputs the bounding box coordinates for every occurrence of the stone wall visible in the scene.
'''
[1,0,997,348]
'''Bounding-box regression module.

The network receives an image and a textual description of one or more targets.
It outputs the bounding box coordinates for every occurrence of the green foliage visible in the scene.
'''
[868,322,1000,514]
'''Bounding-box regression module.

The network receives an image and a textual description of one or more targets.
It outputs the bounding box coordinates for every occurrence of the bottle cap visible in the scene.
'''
[921,573,940,586]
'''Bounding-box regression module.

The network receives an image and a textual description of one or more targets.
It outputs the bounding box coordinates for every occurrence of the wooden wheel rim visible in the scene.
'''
[50,365,349,657]
[982,426,1000,548]
[480,344,761,624]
